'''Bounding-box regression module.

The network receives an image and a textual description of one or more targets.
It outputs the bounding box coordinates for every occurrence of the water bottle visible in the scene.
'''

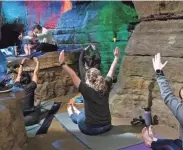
[144,108,152,126]
[0,50,7,74]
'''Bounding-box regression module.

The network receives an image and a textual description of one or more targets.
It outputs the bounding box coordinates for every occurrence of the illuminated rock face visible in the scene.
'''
[7,51,80,101]
[110,1,183,130]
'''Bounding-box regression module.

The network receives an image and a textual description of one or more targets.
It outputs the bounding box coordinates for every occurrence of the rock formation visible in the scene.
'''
[110,1,183,130]
[0,90,27,150]
[7,50,80,102]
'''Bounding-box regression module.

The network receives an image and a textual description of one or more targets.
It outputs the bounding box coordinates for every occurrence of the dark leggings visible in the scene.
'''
[151,139,182,150]
[24,106,41,126]
[36,43,58,52]
[70,112,112,135]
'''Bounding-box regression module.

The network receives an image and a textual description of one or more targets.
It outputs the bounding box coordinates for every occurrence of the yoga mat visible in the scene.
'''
[55,112,143,150]
[36,102,61,135]
[26,101,55,137]
[120,142,152,150]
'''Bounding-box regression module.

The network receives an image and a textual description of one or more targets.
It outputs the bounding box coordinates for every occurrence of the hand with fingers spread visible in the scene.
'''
[152,53,168,71]
[59,50,65,64]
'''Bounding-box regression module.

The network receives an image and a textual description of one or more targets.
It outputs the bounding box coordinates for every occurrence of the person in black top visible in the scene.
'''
[79,44,101,81]
[14,57,40,126]
[59,47,120,135]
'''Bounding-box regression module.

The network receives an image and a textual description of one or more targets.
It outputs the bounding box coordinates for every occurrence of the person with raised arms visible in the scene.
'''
[58,47,120,135]
[142,53,182,150]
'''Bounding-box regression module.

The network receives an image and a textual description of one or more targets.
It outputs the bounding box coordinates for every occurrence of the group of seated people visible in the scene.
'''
[13,39,183,149]
[18,24,57,57]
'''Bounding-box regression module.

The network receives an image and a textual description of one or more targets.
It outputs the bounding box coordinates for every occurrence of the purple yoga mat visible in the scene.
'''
[120,142,152,150]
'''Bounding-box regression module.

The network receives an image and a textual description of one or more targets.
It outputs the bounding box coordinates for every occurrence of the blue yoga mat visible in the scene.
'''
[75,95,84,103]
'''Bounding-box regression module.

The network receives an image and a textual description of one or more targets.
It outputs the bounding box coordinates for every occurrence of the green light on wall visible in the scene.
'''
[96,1,137,75]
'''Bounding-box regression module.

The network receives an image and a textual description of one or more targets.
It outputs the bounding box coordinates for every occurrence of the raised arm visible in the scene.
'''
[153,53,183,127]
[91,44,101,69]
[59,51,81,88]
[15,58,27,82]
[32,57,40,84]
[107,47,120,78]
[79,45,90,81]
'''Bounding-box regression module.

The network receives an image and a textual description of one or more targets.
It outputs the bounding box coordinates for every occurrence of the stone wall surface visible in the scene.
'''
[7,51,80,101]
[0,91,27,150]
[110,2,183,131]
[1,1,137,75]
[51,1,137,75]
[133,1,183,20]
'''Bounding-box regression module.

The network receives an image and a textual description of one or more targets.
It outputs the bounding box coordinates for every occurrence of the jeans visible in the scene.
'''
[70,112,112,135]
[151,139,182,150]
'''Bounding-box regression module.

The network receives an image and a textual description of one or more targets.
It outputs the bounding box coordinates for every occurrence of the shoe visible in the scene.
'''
[0,84,13,93]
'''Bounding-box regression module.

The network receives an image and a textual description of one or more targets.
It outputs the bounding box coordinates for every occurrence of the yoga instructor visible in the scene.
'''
[19,24,57,53]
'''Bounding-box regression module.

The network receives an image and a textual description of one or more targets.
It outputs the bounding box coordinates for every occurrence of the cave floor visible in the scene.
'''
[27,93,179,150]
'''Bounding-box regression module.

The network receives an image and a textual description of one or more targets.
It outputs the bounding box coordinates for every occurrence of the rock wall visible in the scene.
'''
[1,1,137,75]
[8,51,80,101]
[110,1,183,130]
[0,90,27,150]
[51,1,137,75]
[133,1,183,20]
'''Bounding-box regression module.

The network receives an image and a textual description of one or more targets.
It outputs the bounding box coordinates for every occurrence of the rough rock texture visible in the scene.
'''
[8,51,80,101]
[0,91,27,150]
[51,1,136,75]
[133,1,183,20]
[110,2,183,131]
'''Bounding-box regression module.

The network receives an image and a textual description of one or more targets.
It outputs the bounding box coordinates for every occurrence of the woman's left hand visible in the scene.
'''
[59,50,65,64]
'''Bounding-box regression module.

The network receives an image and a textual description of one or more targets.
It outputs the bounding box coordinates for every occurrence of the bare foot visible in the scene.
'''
[142,127,153,147]
[72,104,81,115]
[67,98,75,105]
[148,125,157,142]
[67,104,74,116]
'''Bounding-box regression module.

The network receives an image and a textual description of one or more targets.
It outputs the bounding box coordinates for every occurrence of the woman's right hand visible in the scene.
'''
[59,50,65,64]
[114,47,120,58]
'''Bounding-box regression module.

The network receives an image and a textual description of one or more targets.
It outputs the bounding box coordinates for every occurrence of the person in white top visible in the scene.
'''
[19,25,57,53]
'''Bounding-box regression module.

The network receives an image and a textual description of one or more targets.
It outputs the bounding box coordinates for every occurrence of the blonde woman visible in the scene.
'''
[59,47,120,135]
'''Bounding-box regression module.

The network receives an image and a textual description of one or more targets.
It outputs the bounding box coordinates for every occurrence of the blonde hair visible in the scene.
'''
[85,68,107,92]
